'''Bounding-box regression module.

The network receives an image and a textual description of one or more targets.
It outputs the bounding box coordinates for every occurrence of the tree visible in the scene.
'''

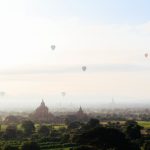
[21,120,35,136]
[3,125,17,139]
[143,141,150,150]
[71,145,98,150]
[61,133,70,143]
[68,121,82,130]
[38,125,50,136]
[87,118,99,128]
[21,141,40,150]
[82,118,100,131]
[4,115,19,124]
[74,126,138,150]
[3,144,19,150]
[124,120,142,140]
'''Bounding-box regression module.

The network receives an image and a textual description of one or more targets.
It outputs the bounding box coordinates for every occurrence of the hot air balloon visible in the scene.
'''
[61,92,66,97]
[51,45,56,50]
[82,66,87,71]
[145,53,148,58]
[0,92,5,97]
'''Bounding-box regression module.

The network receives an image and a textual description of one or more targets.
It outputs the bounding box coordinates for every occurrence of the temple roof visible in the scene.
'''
[41,99,45,107]
[76,106,85,115]
[35,99,48,112]
[78,106,83,113]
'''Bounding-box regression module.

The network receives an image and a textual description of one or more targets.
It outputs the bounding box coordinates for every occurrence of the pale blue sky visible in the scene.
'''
[0,0,150,110]
[2,0,150,23]
[23,0,150,24]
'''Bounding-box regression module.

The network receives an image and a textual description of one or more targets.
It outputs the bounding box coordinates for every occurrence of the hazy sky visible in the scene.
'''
[0,0,150,110]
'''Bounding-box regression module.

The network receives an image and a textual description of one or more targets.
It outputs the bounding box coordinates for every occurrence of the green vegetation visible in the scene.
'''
[138,121,150,129]
[0,119,150,150]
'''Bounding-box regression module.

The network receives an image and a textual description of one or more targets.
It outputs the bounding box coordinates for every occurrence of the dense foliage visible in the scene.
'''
[0,118,149,150]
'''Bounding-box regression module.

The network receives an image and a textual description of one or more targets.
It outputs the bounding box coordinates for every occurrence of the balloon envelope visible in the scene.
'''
[61,92,66,97]
[0,92,5,96]
[145,53,148,58]
[82,66,87,71]
[51,45,56,50]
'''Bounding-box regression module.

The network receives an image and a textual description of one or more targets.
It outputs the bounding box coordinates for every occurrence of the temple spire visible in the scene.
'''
[78,106,84,114]
[41,99,45,106]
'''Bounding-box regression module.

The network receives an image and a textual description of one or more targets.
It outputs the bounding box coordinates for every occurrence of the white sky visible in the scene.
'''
[0,0,150,110]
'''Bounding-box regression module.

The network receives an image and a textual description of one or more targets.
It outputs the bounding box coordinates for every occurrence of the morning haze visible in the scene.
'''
[0,1,150,150]
[0,0,150,110]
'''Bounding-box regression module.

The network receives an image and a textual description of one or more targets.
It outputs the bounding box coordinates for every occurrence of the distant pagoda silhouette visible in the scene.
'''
[76,106,88,120]
[65,106,89,123]
[30,101,89,123]
[30,100,54,123]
